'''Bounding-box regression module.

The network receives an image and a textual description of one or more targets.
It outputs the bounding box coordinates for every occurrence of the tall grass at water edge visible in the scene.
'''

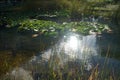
[1,45,120,80]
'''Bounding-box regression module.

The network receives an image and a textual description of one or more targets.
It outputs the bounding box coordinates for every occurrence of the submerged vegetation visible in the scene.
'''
[0,50,34,76]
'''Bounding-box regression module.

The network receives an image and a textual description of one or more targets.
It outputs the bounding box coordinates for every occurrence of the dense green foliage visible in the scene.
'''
[1,0,119,17]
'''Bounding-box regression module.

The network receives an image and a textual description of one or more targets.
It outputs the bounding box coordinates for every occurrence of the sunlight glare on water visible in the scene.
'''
[27,32,99,71]
[41,33,98,61]
[63,35,80,59]
[68,36,78,50]
[63,33,98,60]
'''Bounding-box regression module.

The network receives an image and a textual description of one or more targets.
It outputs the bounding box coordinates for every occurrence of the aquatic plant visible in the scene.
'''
[0,50,34,77]
[18,19,111,36]
[18,19,60,37]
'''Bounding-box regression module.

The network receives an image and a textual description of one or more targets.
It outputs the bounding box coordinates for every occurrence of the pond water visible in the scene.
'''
[1,30,120,80]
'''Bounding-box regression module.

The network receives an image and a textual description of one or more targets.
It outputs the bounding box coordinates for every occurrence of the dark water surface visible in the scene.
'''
[0,28,120,80]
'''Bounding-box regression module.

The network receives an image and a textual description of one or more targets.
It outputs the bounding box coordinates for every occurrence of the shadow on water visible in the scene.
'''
[0,27,57,77]
[1,31,120,80]
[0,27,57,52]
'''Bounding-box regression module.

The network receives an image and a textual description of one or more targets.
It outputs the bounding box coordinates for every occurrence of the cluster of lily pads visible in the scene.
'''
[18,19,110,37]
[18,19,61,37]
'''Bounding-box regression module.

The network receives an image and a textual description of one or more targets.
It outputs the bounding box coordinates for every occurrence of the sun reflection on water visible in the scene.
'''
[41,33,98,61]
[63,34,80,59]
[68,36,78,50]
[31,33,98,71]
